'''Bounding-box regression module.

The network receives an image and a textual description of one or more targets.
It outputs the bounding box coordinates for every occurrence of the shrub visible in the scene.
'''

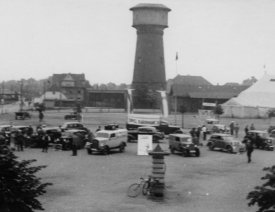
[247,166,275,212]
[0,146,52,212]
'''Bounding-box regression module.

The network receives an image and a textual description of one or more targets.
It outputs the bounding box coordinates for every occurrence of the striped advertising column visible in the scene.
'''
[148,144,169,198]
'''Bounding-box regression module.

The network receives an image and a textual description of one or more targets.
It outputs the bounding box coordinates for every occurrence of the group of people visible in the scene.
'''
[229,121,240,137]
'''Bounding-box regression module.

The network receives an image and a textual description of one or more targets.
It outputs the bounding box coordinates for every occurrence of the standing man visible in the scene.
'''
[202,125,207,141]
[243,135,254,163]
[41,133,50,153]
[244,125,249,136]
[71,133,79,156]
[16,130,24,151]
[234,123,240,138]
[229,121,235,136]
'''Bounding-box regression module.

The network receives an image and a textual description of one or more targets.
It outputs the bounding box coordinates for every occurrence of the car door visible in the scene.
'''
[109,132,118,148]
[215,135,223,148]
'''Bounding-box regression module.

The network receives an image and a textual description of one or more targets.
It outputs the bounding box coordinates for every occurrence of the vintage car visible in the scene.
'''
[14,111,31,120]
[64,112,80,120]
[247,130,274,151]
[127,126,164,143]
[207,133,246,153]
[59,129,88,150]
[169,133,200,157]
[85,128,127,155]
[60,122,88,132]
[211,124,229,134]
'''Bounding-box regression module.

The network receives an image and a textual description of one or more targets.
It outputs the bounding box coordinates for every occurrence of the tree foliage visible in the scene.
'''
[0,146,52,212]
[247,165,275,212]
[213,104,224,116]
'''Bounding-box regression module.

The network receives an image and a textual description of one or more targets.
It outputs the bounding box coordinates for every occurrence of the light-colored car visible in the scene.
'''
[169,133,200,157]
[207,133,245,153]
[85,128,127,155]
[60,122,88,132]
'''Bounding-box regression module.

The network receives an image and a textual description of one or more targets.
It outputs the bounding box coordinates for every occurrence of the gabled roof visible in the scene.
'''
[172,75,212,86]
[170,84,248,99]
[51,73,87,87]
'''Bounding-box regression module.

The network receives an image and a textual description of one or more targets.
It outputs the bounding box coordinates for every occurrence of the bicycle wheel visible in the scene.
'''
[127,183,141,197]
[142,181,150,195]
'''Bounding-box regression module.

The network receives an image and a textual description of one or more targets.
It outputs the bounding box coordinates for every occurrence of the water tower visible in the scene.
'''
[130,3,170,91]
[130,3,170,109]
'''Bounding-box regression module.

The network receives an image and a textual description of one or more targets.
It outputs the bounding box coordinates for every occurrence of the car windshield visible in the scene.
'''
[96,132,110,138]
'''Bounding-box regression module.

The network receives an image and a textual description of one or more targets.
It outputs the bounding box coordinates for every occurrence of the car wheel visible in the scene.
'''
[103,146,109,155]
[169,146,175,154]
[119,143,125,152]
[226,145,233,153]
[195,149,200,157]
[87,148,92,155]
[182,150,189,157]
[208,143,214,151]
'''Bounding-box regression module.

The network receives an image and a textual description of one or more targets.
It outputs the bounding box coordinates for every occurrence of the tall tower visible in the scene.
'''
[130,4,170,109]
[130,3,170,91]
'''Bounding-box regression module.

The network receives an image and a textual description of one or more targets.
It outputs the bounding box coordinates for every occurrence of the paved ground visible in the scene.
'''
[15,140,274,212]
[2,111,274,212]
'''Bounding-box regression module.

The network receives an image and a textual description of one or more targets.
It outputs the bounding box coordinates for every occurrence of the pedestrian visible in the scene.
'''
[234,123,240,138]
[250,123,255,130]
[202,125,207,141]
[16,130,24,151]
[229,121,235,136]
[244,125,249,136]
[41,133,51,153]
[9,131,16,151]
[71,133,79,156]
[242,135,254,163]
[196,126,201,143]
[39,111,44,122]
[189,128,196,138]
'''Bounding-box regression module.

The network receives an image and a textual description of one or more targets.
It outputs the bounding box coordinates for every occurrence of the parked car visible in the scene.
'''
[247,130,274,151]
[127,126,164,143]
[169,133,200,157]
[14,111,31,120]
[211,124,229,134]
[60,129,88,150]
[207,133,246,153]
[11,125,33,134]
[60,122,88,132]
[64,112,79,120]
[85,128,127,155]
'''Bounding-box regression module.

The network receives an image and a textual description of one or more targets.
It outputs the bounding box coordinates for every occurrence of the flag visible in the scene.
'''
[175,52,178,61]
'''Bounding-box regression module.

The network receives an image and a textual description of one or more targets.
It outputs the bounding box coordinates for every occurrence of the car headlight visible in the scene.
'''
[187,138,192,142]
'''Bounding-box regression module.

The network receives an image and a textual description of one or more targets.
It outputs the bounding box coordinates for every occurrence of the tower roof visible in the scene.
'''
[130,3,171,12]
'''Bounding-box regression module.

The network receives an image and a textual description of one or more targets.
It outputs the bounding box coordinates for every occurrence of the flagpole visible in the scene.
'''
[174,52,178,125]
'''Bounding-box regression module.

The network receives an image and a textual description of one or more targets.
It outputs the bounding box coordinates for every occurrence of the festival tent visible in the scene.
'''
[222,74,275,118]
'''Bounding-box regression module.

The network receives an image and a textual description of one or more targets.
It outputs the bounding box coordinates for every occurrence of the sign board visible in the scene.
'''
[128,114,162,126]
[202,102,216,107]
[137,134,153,155]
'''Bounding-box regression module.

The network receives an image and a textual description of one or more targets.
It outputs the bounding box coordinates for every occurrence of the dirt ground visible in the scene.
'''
[2,110,275,212]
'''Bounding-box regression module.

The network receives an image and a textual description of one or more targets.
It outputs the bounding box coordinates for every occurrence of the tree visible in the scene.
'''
[0,146,52,212]
[213,104,224,119]
[247,165,275,212]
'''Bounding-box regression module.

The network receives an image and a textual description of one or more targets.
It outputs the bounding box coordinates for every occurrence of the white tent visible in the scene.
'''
[222,74,275,118]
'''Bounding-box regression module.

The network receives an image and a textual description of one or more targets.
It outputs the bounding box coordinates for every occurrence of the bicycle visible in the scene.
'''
[127,176,159,198]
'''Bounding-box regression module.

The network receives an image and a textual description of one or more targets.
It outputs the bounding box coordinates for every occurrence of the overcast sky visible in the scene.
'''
[0,0,274,85]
